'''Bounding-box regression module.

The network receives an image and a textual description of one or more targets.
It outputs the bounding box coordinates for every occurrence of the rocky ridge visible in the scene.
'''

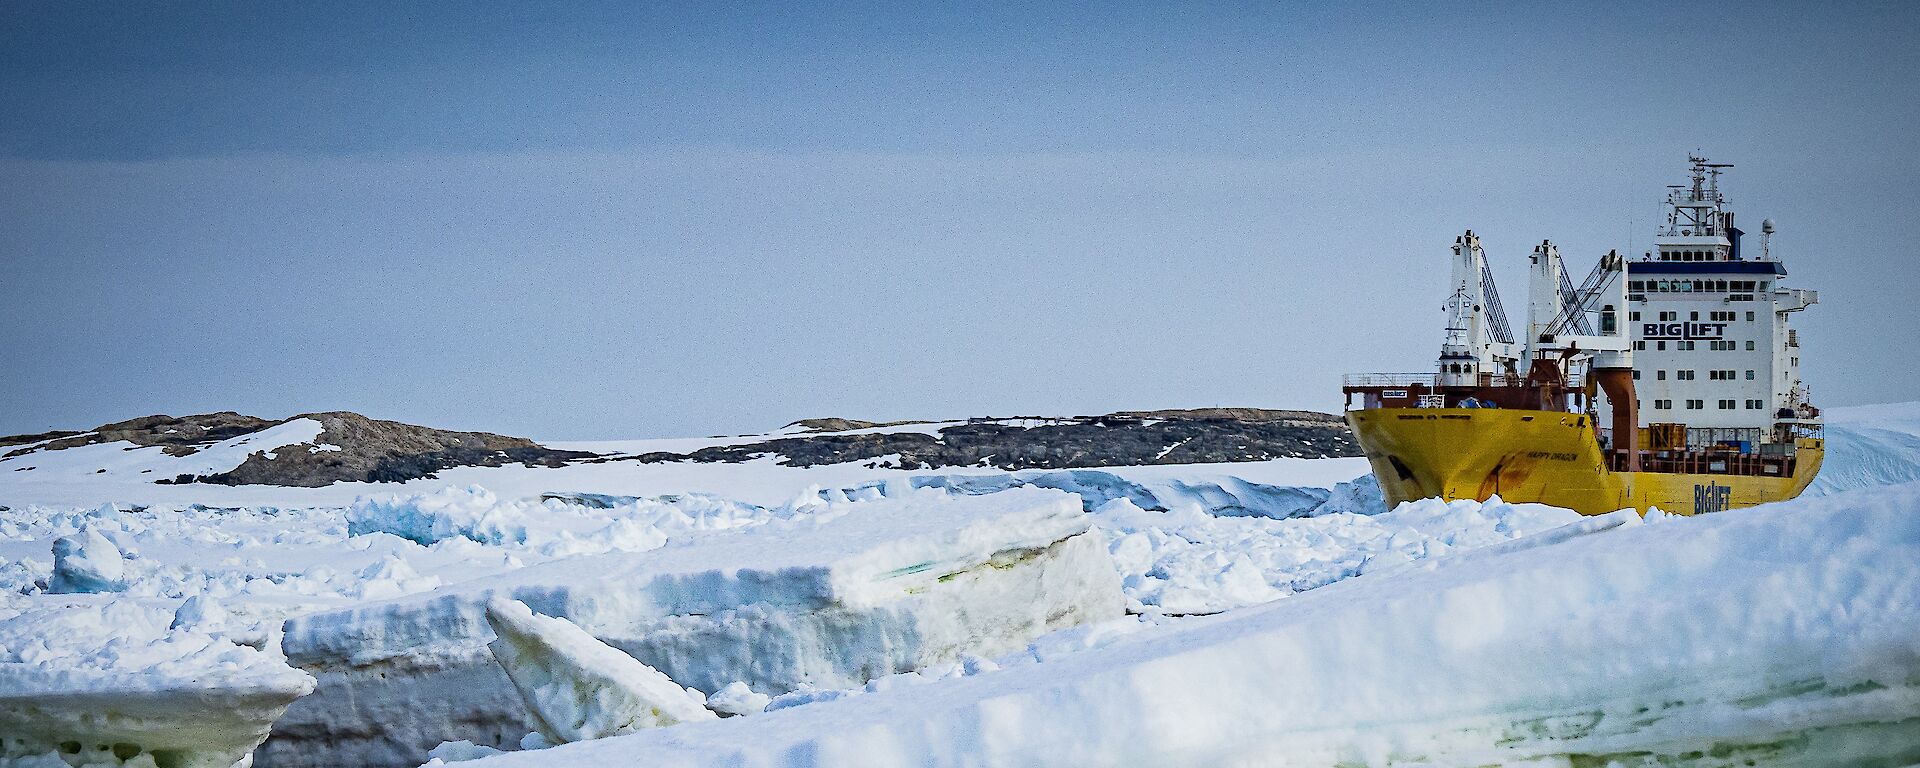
[1,412,592,487]
[631,408,1362,470]
[2,407,1364,486]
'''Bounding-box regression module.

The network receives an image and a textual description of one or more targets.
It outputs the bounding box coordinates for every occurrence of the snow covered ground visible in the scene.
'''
[2,402,1917,767]
[459,483,1920,768]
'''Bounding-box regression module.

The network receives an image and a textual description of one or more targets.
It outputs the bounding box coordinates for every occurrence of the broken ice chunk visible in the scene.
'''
[706,681,771,716]
[422,739,505,764]
[48,527,128,593]
[169,594,228,631]
[483,598,716,744]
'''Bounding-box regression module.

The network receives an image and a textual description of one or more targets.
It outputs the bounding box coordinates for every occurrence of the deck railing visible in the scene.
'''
[1342,372,1585,390]
[1342,373,1437,388]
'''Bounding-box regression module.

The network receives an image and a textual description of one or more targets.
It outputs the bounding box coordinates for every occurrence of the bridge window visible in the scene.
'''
[1746,340,1756,351]
[1746,370,1755,380]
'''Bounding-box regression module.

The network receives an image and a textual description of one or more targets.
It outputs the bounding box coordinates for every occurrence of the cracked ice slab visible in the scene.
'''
[283,485,1092,665]
[268,486,1120,767]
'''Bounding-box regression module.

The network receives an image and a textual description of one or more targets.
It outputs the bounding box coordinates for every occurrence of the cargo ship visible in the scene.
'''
[1342,157,1823,515]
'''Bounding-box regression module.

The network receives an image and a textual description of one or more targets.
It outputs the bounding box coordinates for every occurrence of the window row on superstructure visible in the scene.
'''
[1656,249,1725,261]
[1645,399,1768,410]
[1635,369,1757,381]
[1633,340,1757,351]
[1630,310,1759,322]
[1629,279,1768,293]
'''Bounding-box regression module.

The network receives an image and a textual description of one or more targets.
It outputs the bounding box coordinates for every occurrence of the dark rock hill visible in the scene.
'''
[201,412,594,487]
[1,411,592,487]
[627,409,1362,470]
[2,412,276,457]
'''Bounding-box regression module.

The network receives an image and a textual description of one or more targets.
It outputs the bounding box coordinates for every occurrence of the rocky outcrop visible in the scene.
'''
[198,412,593,487]
[2,412,275,458]
[781,417,923,433]
[2,408,1361,485]
[630,410,1361,470]
[1,411,593,487]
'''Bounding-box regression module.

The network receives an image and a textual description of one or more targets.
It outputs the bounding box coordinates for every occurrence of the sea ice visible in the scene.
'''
[265,486,1121,767]
[450,482,1920,767]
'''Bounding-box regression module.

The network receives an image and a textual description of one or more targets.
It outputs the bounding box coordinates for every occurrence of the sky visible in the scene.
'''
[2,1,1916,440]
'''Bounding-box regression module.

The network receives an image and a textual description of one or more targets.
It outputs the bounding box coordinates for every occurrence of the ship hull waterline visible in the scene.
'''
[1346,408,1823,516]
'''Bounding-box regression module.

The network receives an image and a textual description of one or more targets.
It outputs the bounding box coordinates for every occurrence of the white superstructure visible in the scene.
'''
[1616,156,1818,449]
[1413,155,1820,457]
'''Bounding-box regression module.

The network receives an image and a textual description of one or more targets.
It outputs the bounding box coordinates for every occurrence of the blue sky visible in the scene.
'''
[2,1,1916,438]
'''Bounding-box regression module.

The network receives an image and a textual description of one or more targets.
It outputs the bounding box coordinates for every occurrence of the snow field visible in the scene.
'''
[458,483,1920,768]
[1090,493,1580,614]
[346,485,770,556]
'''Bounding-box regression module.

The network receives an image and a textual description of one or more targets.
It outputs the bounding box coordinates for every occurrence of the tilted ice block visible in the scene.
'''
[47,527,128,594]
[262,487,1122,768]
[484,598,715,743]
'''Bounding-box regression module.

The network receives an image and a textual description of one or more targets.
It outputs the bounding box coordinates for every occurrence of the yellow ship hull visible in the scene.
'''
[1346,408,1823,516]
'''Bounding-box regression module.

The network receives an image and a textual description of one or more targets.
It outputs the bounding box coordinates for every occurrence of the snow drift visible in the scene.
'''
[1811,401,1920,495]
